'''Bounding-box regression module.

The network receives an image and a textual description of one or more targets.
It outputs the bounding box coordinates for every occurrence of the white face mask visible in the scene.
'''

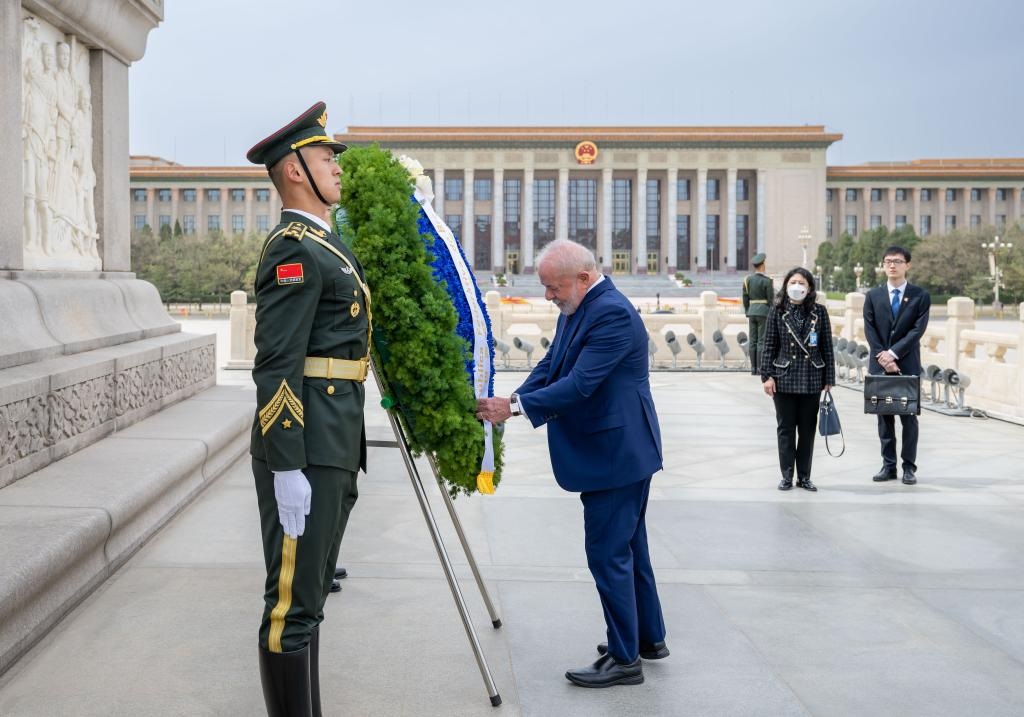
[787,284,808,302]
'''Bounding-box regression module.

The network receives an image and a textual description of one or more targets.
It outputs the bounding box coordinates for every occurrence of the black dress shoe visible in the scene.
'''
[565,654,643,688]
[778,476,793,491]
[329,580,341,593]
[902,469,917,485]
[796,477,817,492]
[598,640,669,660]
[334,567,348,580]
[872,467,898,482]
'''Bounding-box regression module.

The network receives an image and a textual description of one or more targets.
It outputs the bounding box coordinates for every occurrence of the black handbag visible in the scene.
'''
[818,389,844,457]
[863,374,921,415]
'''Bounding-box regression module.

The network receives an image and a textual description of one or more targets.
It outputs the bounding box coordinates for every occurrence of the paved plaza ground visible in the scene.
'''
[1,367,1023,716]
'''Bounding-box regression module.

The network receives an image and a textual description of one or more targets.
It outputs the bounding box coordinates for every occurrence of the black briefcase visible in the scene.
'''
[863,374,921,416]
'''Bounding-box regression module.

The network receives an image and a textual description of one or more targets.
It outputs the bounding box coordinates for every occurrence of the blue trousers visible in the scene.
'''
[580,476,666,663]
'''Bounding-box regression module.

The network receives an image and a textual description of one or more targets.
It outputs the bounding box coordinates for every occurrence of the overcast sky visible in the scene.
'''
[128,0,1024,167]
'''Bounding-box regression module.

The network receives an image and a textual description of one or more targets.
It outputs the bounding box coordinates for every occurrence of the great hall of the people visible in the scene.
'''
[129,126,1024,276]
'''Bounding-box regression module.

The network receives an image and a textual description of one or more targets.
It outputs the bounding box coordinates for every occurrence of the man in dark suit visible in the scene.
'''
[863,245,931,485]
[477,239,667,688]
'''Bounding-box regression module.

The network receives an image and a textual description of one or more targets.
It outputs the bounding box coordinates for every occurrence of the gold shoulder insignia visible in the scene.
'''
[282,222,308,241]
[259,379,305,435]
[306,225,327,238]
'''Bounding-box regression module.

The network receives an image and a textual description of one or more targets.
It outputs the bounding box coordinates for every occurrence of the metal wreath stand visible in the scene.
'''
[366,356,503,707]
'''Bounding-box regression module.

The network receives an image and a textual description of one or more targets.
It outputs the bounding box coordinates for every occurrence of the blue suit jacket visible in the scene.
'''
[516,278,663,493]
[863,282,931,376]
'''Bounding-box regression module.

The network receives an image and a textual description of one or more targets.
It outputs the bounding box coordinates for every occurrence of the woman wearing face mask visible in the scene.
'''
[760,267,835,491]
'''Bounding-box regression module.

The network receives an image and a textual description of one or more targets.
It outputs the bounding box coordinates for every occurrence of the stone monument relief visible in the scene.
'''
[21,13,100,271]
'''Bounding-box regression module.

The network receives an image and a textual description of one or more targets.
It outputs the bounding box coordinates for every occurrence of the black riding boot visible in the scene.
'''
[258,644,313,717]
[310,626,322,717]
[750,348,759,375]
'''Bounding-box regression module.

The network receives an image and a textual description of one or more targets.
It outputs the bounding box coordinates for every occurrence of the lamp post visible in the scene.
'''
[854,262,864,291]
[798,225,812,269]
[981,236,1013,310]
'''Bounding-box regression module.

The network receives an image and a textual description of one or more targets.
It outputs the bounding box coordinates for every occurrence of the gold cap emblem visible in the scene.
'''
[316,111,327,128]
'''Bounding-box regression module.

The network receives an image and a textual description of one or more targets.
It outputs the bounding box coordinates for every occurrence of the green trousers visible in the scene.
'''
[748,315,767,371]
[253,458,359,653]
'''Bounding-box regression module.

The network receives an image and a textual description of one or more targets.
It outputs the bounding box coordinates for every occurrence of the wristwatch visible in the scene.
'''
[509,393,522,417]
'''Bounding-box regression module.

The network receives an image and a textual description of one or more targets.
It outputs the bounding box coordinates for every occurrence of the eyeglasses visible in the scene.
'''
[882,259,907,266]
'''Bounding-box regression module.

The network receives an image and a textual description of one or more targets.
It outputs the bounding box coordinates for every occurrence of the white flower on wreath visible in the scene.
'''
[398,154,434,203]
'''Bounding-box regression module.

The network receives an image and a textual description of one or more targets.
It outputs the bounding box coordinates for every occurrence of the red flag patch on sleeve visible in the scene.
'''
[276,263,304,285]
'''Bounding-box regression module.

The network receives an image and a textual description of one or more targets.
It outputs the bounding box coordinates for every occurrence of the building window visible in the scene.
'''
[445,215,462,241]
[534,179,556,250]
[473,178,492,201]
[845,215,857,237]
[826,188,833,202]
[826,215,833,238]
[133,214,146,230]
[996,188,1007,201]
[230,188,245,202]
[677,178,690,201]
[895,215,907,229]
[736,178,749,201]
[736,214,749,270]
[182,215,196,234]
[232,215,245,233]
[945,215,957,231]
[970,188,982,201]
[256,215,269,232]
[255,188,270,202]
[157,188,171,202]
[946,188,957,202]
[612,179,632,251]
[920,189,932,201]
[503,179,521,251]
[206,188,221,202]
[182,189,196,202]
[970,215,981,228]
[846,188,857,202]
[207,215,221,231]
[645,179,660,243]
[706,215,720,267]
[158,215,171,228]
[707,178,720,201]
[870,188,882,202]
[677,215,690,270]
[871,215,882,229]
[997,214,1007,227]
[895,188,907,201]
[444,178,463,201]
[132,188,147,202]
[920,215,931,236]
[568,179,597,250]
[474,215,491,270]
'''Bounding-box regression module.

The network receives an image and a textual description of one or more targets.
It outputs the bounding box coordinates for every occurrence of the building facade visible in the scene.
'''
[128,129,1024,276]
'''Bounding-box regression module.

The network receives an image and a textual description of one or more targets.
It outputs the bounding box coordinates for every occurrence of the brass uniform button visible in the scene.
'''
[327,385,335,395]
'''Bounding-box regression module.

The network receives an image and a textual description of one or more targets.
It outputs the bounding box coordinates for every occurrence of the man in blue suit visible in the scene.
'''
[476,239,668,688]
[863,245,931,485]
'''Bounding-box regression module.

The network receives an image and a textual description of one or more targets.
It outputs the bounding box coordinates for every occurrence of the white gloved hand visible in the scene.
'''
[273,469,312,538]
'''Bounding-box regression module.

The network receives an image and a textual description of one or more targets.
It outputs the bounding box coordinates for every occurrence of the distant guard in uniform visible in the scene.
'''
[246,101,370,717]
[742,253,772,375]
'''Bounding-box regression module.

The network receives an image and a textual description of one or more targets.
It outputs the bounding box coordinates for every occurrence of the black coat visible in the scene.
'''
[760,302,836,393]
[863,283,931,376]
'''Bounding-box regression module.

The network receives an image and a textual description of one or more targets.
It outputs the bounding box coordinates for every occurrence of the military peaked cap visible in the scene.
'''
[751,252,766,266]
[246,101,347,168]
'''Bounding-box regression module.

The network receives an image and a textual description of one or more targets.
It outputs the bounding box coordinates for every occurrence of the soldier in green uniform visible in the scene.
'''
[742,253,773,375]
[245,101,370,717]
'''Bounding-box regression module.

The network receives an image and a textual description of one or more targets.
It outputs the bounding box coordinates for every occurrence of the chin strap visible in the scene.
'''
[293,148,331,207]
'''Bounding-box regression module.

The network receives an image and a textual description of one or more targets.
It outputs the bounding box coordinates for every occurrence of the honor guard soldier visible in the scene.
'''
[246,101,370,717]
[742,253,773,375]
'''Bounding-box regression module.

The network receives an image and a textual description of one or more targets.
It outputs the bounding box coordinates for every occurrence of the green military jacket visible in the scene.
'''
[250,211,370,473]
[742,272,773,318]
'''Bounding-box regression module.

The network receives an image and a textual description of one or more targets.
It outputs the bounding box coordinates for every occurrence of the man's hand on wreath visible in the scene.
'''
[476,397,511,424]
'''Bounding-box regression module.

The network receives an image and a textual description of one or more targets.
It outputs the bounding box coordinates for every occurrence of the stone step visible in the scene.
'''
[0,384,254,675]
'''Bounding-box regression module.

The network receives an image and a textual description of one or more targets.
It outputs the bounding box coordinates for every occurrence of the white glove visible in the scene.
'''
[273,469,311,538]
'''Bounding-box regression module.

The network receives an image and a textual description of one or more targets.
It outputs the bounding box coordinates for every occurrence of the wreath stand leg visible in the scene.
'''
[367,360,503,707]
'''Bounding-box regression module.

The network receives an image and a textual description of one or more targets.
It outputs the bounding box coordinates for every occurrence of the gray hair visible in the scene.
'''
[535,239,597,276]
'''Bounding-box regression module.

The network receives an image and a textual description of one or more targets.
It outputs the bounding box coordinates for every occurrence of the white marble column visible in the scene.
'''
[887,187,896,229]
[726,167,737,270]
[171,187,180,229]
[862,187,872,236]
[600,167,613,273]
[433,168,445,216]
[987,186,997,226]
[912,187,921,234]
[837,186,846,237]
[756,169,766,253]
[937,187,946,233]
[0,0,23,269]
[492,168,504,272]
[146,188,156,229]
[666,168,678,273]
[462,169,475,265]
[635,168,647,274]
[196,186,205,234]
[697,168,708,268]
[1013,186,1022,225]
[244,187,254,235]
[961,187,970,230]
[90,48,131,270]
[556,167,569,242]
[522,167,534,273]
[219,188,228,234]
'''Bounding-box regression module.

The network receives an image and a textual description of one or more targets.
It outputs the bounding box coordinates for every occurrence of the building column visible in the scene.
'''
[244,187,254,236]
[433,167,445,216]
[0,0,24,269]
[196,186,205,234]
[837,186,846,238]
[887,187,896,229]
[462,168,475,266]
[220,188,228,234]
[1013,186,1022,225]
[635,168,647,274]
[171,187,180,229]
[862,187,872,236]
[146,188,156,230]
[912,187,921,234]
[556,167,569,242]
[522,166,534,273]
[987,186,997,227]
[90,49,131,270]
[666,168,678,274]
[492,167,504,273]
[937,187,946,233]
[756,169,766,253]
[600,167,613,274]
[697,168,708,269]
[961,186,970,230]
[726,167,737,271]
